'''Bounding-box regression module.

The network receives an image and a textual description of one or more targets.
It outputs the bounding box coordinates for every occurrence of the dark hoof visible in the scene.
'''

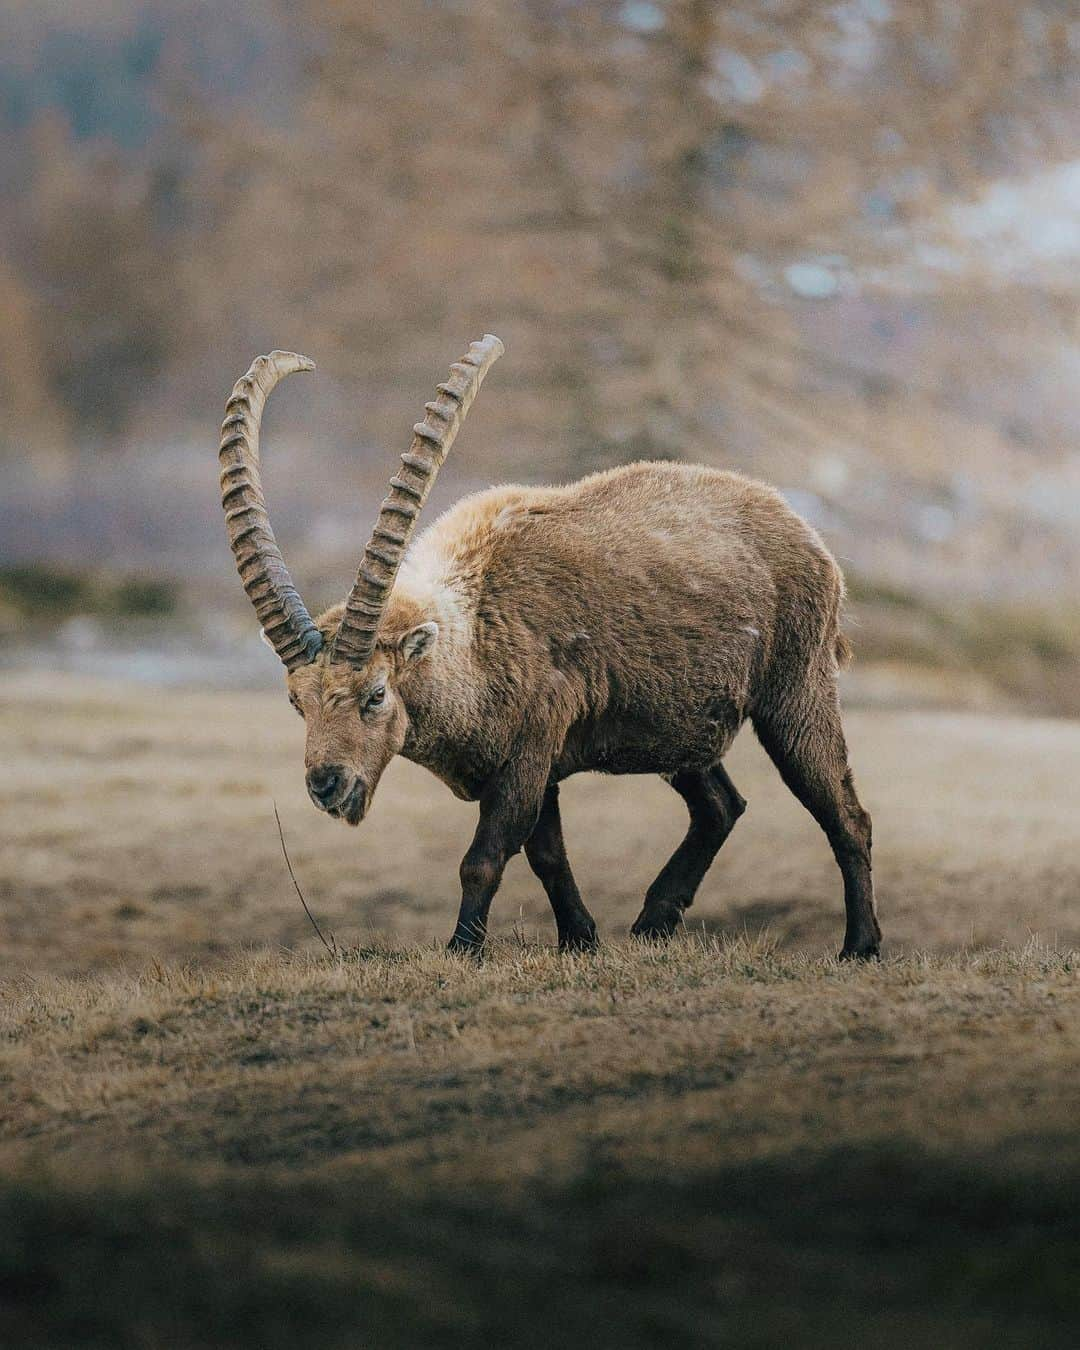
[838,944,881,963]
[446,933,484,959]
[559,926,599,954]
[630,906,680,942]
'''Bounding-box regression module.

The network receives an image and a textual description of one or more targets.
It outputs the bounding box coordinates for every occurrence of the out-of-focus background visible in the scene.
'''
[3,0,1080,709]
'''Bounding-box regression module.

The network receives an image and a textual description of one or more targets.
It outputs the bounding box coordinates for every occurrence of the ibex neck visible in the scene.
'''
[390,564,480,763]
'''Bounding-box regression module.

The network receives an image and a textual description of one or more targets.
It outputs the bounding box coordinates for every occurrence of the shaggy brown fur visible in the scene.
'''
[285,462,880,959]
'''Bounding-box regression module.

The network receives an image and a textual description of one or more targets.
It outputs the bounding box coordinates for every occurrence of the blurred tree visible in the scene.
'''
[22,117,180,436]
[0,256,69,457]
[175,0,1076,475]
[0,0,1077,497]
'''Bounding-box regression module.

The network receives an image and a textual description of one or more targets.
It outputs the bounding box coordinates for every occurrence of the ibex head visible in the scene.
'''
[218,335,504,823]
[279,610,438,824]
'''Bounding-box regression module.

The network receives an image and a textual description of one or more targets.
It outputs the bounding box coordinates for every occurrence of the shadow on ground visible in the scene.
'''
[2,1144,1077,1350]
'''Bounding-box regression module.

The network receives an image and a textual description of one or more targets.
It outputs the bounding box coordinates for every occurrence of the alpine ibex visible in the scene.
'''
[218,337,880,958]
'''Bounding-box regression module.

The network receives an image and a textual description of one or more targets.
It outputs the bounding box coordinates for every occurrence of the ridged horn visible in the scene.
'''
[218,350,324,670]
[332,333,505,667]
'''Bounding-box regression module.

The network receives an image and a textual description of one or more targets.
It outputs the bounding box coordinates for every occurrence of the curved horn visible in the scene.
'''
[218,350,324,670]
[332,333,505,667]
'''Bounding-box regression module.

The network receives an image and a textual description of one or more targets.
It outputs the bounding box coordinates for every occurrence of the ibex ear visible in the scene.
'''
[399,621,439,665]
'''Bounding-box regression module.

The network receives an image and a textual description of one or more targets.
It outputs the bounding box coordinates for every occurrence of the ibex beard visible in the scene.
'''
[219,337,881,961]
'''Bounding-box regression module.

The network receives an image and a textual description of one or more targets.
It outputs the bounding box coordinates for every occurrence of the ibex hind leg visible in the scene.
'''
[631,764,746,941]
[751,677,880,961]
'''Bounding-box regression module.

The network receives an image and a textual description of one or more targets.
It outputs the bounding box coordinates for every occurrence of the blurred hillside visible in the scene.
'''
[3,1,1080,702]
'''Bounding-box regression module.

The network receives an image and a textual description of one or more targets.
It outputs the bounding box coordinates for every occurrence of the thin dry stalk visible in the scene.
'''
[273,802,337,959]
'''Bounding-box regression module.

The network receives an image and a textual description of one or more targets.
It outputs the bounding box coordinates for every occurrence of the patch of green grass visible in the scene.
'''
[0,564,178,622]
[0,565,89,616]
[846,572,1080,712]
[956,605,1080,668]
[845,574,932,613]
[108,576,177,617]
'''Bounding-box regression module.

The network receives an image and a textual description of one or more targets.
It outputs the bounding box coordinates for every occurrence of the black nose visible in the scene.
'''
[306,765,345,803]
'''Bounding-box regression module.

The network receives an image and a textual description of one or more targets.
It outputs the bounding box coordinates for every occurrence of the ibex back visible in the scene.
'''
[218,338,880,958]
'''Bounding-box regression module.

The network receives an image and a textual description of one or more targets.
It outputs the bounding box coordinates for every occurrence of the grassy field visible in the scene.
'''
[2,673,1079,1346]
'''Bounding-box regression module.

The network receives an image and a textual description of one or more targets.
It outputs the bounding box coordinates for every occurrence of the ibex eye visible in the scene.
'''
[367,686,386,708]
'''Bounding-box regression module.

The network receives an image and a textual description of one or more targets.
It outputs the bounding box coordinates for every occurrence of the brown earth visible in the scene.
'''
[3,671,1079,974]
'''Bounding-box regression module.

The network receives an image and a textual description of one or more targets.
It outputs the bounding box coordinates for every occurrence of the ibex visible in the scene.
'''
[218,337,880,959]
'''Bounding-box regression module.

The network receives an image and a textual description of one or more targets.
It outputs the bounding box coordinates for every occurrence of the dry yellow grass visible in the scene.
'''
[3,936,1077,1176]
[1,937,1078,1347]
[1,674,1079,1345]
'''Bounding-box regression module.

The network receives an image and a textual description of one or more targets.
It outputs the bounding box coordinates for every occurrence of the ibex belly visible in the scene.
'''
[556,699,744,779]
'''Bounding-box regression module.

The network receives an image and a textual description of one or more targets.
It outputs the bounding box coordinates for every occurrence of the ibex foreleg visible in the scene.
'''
[524,785,598,951]
[448,754,550,956]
